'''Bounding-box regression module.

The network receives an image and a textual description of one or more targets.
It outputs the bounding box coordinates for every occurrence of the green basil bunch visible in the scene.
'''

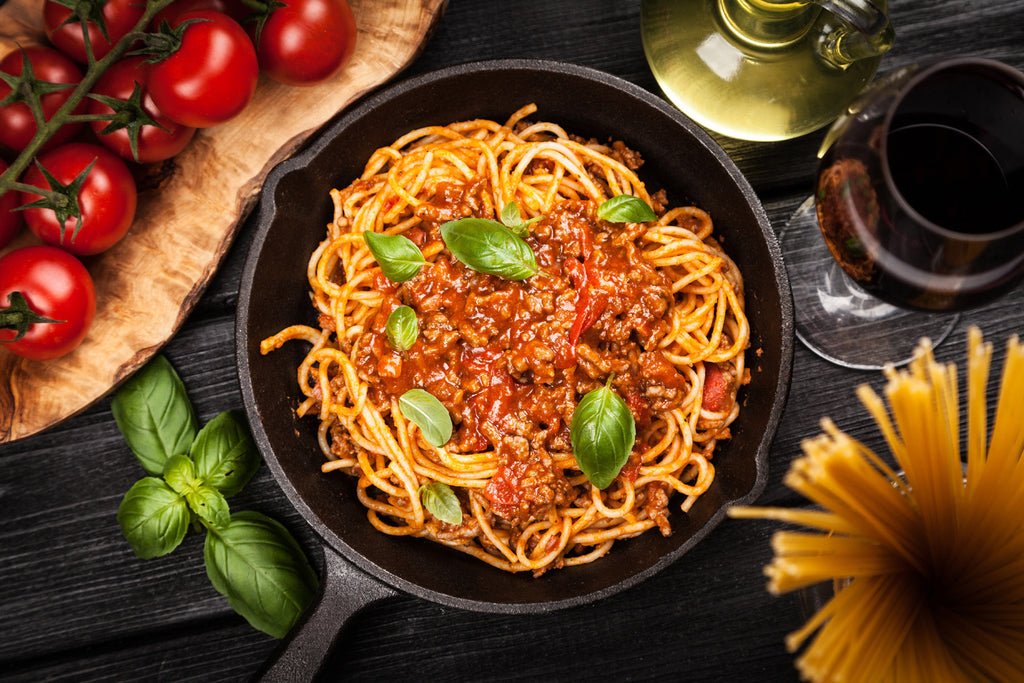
[111,355,318,639]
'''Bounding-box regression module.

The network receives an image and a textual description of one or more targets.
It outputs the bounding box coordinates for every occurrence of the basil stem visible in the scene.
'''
[386,305,419,352]
[440,217,539,280]
[569,375,637,490]
[399,388,453,448]
[362,230,426,282]
[597,195,656,224]
[419,481,463,524]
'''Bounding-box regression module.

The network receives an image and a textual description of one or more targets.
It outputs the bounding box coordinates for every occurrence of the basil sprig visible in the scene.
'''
[499,200,543,238]
[113,355,318,639]
[399,388,453,448]
[597,195,657,224]
[386,305,418,352]
[570,375,637,490]
[362,230,426,282]
[440,217,540,280]
[419,481,463,524]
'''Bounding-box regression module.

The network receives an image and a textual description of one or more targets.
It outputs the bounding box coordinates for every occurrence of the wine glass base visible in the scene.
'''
[781,197,959,370]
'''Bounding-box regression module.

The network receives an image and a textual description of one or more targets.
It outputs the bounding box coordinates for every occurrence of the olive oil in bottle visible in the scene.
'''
[641,0,894,141]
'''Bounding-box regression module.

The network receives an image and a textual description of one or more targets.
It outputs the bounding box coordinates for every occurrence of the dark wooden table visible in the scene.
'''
[3,1,1023,680]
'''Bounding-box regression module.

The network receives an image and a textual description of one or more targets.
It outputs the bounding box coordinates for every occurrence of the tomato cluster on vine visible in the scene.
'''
[0,0,357,359]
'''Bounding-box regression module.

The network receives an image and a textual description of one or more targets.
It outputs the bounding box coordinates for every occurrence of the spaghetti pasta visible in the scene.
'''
[262,104,750,574]
[731,328,1024,682]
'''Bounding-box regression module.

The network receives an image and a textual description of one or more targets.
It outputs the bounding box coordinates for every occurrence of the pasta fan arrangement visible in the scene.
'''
[731,328,1024,682]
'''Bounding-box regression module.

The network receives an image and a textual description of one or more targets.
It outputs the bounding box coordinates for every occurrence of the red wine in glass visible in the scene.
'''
[816,59,1024,312]
[781,57,1024,369]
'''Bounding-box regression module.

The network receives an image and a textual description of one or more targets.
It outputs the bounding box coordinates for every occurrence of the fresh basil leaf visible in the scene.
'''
[440,218,539,280]
[111,355,198,476]
[399,388,453,448]
[597,195,657,224]
[163,453,199,493]
[362,230,426,282]
[386,305,418,352]
[190,410,260,497]
[570,378,637,490]
[499,200,542,237]
[499,201,523,229]
[187,484,231,530]
[203,511,319,639]
[419,481,463,524]
[117,477,190,559]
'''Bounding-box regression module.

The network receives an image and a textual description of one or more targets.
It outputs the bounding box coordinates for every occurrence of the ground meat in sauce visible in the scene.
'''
[352,183,692,525]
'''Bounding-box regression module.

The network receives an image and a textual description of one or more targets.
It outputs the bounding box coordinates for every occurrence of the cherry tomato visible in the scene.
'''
[0,245,96,360]
[0,46,86,153]
[147,10,259,128]
[151,0,250,28]
[20,142,138,256]
[249,0,357,86]
[43,0,145,64]
[0,159,23,249]
[88,56,197,163]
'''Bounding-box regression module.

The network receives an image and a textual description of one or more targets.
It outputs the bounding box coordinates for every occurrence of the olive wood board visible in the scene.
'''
[0,0,448,442]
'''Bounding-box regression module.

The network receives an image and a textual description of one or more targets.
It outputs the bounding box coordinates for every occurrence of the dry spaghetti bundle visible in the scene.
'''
[262,104,750,574]
[731,327,1024,682]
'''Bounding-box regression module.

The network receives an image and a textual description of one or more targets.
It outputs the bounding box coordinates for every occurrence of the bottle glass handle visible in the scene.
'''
[812,0,894,67]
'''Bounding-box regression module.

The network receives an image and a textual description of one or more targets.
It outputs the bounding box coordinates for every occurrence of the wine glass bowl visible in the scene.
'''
[816,58,1024,312]
[783,57,1024,369]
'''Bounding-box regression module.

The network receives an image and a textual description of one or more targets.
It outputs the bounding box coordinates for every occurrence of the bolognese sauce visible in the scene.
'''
[262,105,750,574]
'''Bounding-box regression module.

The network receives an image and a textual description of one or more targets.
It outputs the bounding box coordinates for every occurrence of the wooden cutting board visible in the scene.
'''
[0,0,447,442]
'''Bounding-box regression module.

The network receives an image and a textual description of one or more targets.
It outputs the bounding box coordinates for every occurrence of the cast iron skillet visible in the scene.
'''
[236,59,794,679]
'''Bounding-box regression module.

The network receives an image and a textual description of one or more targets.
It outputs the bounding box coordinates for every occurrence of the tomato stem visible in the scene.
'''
[237,0,287,44]
[131,17,210,64]
[0,0,178,202]
[0,291,65,342]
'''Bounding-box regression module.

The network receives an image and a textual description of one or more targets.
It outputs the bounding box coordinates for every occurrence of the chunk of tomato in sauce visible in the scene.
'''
[702,361,730,413]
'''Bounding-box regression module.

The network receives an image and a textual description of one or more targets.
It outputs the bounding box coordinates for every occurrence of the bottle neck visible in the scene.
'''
[718,0,820,49]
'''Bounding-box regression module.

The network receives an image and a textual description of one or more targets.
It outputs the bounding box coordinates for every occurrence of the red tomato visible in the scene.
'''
[0,245,96,360]
[88,56,197,163]
[0,46,86,153]
[151,0,249,28]
[20,142,138,256]
[249,0,357,86]
[0,159,23,249]
[43,0,145,64]
[147,10,259,128]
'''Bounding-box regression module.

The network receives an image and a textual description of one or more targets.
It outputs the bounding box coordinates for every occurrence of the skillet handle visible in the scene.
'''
[256,545,398,681]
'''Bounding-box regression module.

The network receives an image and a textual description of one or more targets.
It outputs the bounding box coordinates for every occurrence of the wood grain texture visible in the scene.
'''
[0,0,447,443]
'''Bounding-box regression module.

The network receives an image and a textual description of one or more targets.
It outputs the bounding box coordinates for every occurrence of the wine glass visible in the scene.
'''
[782,57,1024,369]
